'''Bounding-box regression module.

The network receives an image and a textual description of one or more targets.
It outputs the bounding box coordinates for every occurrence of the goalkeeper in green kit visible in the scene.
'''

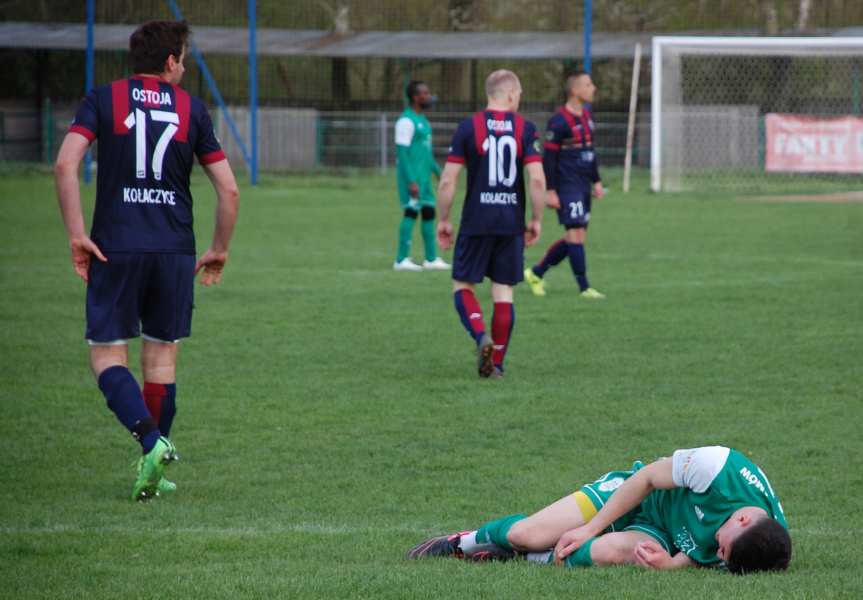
[392,81,450,271]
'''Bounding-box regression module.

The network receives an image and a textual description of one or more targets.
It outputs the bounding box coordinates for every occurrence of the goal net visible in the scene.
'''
[651,36,863,193]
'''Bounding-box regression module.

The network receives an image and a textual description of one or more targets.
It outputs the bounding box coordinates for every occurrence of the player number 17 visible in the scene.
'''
[124,108,179,181]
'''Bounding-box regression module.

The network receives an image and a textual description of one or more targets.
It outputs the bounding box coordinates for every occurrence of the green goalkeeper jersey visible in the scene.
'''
[395,108,440,196]
[640,446,788,566]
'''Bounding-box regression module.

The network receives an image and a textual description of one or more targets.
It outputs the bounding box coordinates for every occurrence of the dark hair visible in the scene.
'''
[129,20,190,75]
[726,518,792,575]
[565,71,590,95]
[405,80,426,104]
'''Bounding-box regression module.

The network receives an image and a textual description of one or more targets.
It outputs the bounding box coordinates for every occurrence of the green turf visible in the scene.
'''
[1,166,861,598]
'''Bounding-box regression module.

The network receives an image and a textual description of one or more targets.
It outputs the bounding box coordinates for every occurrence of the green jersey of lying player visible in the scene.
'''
[408,446,791,574]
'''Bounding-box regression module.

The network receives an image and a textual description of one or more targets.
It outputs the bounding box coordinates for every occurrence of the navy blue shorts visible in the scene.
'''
[86,253,196,343]
[557,190,592,229]
[452,233,524,285]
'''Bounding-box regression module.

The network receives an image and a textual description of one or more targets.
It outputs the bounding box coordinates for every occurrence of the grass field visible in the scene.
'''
[1,166,862,599]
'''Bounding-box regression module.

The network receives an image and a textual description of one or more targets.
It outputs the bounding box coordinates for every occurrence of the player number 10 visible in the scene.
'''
[482,134,517,188]
[124,108,179,181]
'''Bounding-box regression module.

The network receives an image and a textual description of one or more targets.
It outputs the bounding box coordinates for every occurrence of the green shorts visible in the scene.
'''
[575,461,676,554]
[397,173,436,209]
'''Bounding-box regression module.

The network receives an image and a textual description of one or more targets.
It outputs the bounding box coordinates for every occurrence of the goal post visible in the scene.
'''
[651,36,863,193]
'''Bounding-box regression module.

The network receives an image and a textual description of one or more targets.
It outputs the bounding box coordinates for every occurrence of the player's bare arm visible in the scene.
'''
[54,131,107,282]
[525,161,545,246]
[196,159,240,286]
[555,457,676,563]
[546,189,561,209]
[435,161,461,250]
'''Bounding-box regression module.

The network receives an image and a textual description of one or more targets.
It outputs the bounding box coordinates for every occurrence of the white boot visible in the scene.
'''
[422,257,451,270]
[393,257,423,272]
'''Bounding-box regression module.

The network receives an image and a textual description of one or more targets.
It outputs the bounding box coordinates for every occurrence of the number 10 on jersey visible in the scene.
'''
[482,134,517,188]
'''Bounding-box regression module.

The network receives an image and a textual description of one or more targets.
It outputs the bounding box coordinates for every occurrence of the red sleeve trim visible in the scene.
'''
[69,125,96,142]
[446,155,466,164]
[543,142,560,151]
[198,150,226,165]
[524,155,543,164]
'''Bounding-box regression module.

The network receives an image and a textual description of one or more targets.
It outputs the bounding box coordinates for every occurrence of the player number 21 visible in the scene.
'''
[482,134,517,188]
[124,108,179,181]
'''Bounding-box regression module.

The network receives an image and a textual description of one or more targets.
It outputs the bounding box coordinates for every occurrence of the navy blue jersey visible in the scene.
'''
[70,76,225,254]
[446,110,543,236]
[543,106,600,192]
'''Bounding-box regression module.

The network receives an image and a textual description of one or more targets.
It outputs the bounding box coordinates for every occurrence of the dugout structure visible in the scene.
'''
[651,36,863,193]
[0,17,653,176]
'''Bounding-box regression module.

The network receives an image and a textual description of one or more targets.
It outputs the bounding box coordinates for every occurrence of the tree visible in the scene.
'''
[319,1,351,108]
[441,0,477,107]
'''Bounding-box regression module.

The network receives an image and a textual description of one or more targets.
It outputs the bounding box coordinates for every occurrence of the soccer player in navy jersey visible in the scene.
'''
[54,20,240,501]
[437,70,546,378]
[525,73,606,299]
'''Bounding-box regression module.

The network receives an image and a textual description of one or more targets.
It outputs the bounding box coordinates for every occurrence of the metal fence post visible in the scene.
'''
[42,98,54,164]
[249,0,258,184]
[83,0,94,183]
[380,113,387,173]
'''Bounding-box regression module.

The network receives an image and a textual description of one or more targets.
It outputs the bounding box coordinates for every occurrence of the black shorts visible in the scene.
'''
[86,253,195,343]
[556,190,592,229]
[452,233,524,285]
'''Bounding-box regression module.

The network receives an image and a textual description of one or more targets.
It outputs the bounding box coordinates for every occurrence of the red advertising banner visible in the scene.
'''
[765,113,863,173]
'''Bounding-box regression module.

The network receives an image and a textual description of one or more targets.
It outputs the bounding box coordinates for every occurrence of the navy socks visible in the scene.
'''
[532,239,568,278]
[567,243,589,291]
[98,366,160,453]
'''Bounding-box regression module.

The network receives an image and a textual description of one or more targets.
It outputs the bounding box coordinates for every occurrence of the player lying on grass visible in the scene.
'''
[408,446,791,574]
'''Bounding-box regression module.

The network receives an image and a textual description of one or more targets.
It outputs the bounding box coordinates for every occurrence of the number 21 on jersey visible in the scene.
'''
[124,108,179,181]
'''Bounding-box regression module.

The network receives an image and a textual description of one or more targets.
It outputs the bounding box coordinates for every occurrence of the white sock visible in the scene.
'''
[525,550,554,564]
[458,530,505,556]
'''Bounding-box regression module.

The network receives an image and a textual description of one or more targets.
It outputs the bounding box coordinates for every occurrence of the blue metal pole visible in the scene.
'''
[584,0,592,75]
[84,0,95,184]
[167,0,253,170]
[249,0,258,185]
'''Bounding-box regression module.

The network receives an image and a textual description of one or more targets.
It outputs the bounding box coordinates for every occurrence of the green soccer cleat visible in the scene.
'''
[580,287,606,299]
[524,268,546,297]
[135,455,178,495]
[131,436,177,502]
